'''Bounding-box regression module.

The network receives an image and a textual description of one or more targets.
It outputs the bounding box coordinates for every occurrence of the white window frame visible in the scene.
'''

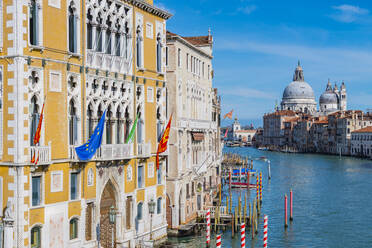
[66,0,81,55]
[69,171,80,201]
[30,173,44,208]
[0,1,3,51]
[28,0,44,48]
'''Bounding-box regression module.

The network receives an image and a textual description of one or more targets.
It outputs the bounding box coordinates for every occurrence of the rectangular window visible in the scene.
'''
[208,65,210,79]
[32,176,41,206]
[178,48,181,67]
[157,163,162,184]
[157,198,161,214]
[192,182,195,196]
[70,172,79,200]
[30,1,39,46]
[138,165,144,188]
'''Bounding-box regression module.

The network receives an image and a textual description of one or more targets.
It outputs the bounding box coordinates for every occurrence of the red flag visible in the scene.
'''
[31,152,36,164]
[34,152,39,166]
[223,109,233,120]
[33,102,45,145]
[156,115,172,170]
[224,128,228,138]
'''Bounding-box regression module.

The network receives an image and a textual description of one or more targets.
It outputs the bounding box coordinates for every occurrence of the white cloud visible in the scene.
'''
[237,5,257,15]
[330,4,369,23]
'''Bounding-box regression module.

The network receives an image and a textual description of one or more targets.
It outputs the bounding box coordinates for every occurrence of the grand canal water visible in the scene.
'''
[168,147,372,247]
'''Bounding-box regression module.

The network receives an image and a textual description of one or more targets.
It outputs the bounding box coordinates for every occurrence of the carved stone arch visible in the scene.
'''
[99,178,120,248]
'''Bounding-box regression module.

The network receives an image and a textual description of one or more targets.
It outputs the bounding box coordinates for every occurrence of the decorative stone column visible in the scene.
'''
[3,217,14,248]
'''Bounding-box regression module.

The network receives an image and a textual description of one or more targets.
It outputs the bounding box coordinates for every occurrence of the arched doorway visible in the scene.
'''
[100,180,117,248]
[166,195,172,227]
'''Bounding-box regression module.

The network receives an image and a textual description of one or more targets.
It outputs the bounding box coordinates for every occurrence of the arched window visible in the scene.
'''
[106,106,113,144]
[116,107,122,144]
[137,202,143,220]
[30,0,39,46]
[136,26,142,68]
[115,20,121,56]
[31,226,41,248]
[124,22,129,59]
[69,218,78,240]
[69,99,78,145]
[87,9,93,49]
[157,197,162,214]
[68,2,78,53]
[96,14,103,52]
[30,95,40,146]
[156,34,162,72]
[124,107,130,142]
[87,103,93,137]
[136,105,142,143]
[105,18,112,54]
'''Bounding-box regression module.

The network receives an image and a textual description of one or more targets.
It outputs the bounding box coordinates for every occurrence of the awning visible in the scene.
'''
[192,132,204,141]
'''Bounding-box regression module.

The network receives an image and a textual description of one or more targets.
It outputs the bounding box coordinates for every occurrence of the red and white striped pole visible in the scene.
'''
[241,223,246,248]
[263,215,268,248]
[206,208,211,247]
[216,234,222,248]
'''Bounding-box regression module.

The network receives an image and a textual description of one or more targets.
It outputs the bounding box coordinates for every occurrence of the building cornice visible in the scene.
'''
[125,0,173,20]
[167,34,213,60]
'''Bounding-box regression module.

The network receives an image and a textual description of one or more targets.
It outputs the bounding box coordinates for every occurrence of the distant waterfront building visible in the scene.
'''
[351,126,372,159]
[166,30,221,230]
[227,117,256,143]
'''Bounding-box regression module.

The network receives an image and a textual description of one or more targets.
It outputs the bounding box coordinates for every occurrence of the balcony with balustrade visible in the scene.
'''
[137,142,151,158]
[69,143,134,162]
[30,143,51,165]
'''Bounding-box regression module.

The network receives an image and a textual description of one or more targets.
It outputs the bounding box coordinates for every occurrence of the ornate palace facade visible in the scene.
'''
[0,0,171,247]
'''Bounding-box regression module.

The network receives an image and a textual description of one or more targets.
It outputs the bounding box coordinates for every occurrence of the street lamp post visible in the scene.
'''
[148,199,156,241]
[109,205,116,248]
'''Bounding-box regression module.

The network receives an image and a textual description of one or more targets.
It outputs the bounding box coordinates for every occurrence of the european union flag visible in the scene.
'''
[75,111,106,161]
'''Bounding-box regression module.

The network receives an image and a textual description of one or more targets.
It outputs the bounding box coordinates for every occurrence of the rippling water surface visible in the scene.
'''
[168,147,372,247]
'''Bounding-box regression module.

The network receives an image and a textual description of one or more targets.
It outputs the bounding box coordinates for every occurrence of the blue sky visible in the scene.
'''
[156,0,372,127]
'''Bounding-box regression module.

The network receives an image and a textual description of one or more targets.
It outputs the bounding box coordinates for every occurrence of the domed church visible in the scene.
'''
[280,62,347,115]
[281,61,317,114]
[319,79,347,114]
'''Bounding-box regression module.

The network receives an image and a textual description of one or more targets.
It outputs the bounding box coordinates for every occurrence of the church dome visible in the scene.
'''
[282,62,315,100]
[282,81,315,100]
[320,79,338,104]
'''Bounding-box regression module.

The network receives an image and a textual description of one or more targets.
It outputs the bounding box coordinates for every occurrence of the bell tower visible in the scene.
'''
[340,81,347,111]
